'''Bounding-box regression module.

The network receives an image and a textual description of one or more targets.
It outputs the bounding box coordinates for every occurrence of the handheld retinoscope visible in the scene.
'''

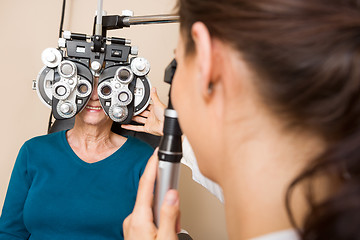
[153,59,183,227]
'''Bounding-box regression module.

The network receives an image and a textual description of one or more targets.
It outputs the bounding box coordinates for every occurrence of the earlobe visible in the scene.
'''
[191,22,213,99]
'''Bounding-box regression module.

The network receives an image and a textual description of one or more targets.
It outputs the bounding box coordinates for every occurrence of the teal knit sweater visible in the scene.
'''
[0,131,153,240]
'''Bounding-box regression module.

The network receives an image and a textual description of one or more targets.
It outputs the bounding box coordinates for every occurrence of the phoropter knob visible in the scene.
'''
[60,102,73,114]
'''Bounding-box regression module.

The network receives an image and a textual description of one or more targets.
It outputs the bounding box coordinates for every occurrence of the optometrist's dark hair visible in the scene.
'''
[176,0,360,239]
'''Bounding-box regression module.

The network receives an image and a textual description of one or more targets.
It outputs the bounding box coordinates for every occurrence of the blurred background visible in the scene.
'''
[0,0,227,239]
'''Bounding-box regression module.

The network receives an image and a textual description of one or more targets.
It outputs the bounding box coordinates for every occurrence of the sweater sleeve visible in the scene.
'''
[0,143,31,239]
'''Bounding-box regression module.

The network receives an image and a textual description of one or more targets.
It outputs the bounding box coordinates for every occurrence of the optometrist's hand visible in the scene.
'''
[122,87,166,136]
[123,149,181,240]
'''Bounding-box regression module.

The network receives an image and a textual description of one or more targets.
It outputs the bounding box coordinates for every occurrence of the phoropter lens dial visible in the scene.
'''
[109,104,129,122]
[56,100,77,118]
[58,60,77,78]
[76,79,92,98]
[117,88,133,106]
[115,67,133,84]
[97,82,113,99]
[52,82,71,100]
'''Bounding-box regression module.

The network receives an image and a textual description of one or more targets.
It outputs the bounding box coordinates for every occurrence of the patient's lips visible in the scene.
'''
[85,105,102,112]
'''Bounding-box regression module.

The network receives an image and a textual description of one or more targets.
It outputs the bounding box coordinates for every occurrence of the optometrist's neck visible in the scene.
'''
[219,110,327,240]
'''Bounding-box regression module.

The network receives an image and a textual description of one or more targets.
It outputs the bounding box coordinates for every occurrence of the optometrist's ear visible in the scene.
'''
[191,22,213,99]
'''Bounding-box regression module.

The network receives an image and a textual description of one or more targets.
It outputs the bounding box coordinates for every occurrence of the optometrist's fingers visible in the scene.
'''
[157,190,180,240]
[150,88,166,109]
[132,116,147,124]
[121,124,146,133]
[138,109,151,118]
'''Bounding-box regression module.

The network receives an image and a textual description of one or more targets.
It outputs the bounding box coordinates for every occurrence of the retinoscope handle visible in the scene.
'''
[153,59,182,227]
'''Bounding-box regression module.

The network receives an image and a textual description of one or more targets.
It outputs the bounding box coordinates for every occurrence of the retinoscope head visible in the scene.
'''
[163,58,177,110]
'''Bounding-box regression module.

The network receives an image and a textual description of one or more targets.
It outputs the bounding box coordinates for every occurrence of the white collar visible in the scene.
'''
[250,229,300,240]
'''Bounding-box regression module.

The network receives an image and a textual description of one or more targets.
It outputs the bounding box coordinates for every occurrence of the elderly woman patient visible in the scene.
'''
[0,77,153,240]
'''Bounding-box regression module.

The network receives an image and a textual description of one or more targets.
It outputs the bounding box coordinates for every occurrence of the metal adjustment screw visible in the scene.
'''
[91,61,102,72]
[58,38,66,48]
[109,104,128,122]
[95,10,107,16]
[32,80,37,90]
[113,106,124,118]
[131,46,139,55]
[60,102,72,114]
[136,61,146,71]
[46,52,56,63]
[42,48,63,68]
[122,10,134,17]
[63,31,71,39]
[131,57,150,76]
